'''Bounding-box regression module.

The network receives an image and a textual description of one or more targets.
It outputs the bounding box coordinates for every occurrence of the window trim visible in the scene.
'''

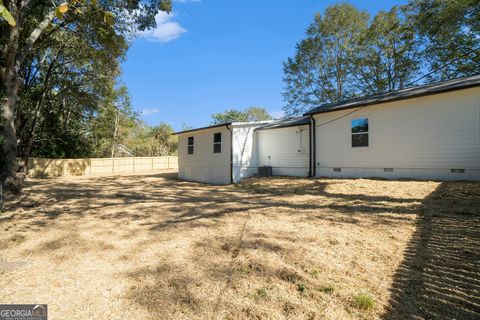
[351,117,369,148]
[187,136,194,155]
[213,132,222,153]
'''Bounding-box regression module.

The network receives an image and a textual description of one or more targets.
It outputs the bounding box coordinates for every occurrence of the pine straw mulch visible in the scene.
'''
[0,172,478,319]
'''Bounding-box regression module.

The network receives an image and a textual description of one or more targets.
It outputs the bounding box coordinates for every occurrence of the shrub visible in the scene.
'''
[352,293,374,310]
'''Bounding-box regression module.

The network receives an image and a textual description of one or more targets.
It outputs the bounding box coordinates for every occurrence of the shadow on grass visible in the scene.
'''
[4,173,480,318]
[3,172,423,232]
[383,181,480,320]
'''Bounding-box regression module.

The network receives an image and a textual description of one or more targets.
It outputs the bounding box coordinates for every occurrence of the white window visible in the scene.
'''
[351,118,369,147]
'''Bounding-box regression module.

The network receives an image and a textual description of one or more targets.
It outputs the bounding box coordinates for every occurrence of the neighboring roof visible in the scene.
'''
[255,116,310,131]
[304,75,480,116]
[172,120,274,135]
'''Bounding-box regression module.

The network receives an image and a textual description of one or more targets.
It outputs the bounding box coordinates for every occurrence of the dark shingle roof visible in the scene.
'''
[255,116,310,131]
[304,75,480,116]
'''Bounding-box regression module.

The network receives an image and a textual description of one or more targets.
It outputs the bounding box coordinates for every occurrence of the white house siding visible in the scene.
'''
[232,124,262,183]
[314,86,480,180]
[257,125,310,176]
[177,126,231,184]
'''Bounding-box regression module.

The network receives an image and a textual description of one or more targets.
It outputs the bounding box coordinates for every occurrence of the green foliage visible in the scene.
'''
[355,6,419,94]
[405,0,480,81]
[283,3,369,116]
[0,0,177,183]
[282,1,479,116]
[123,123,177,157]
[0,2,16,26]
[352,293,375,310]
[211,109,248,124]
[244,107,273,121]
[211,107,272,124]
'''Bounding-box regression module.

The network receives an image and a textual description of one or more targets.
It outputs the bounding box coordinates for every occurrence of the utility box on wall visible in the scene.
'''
[258,166,273,177]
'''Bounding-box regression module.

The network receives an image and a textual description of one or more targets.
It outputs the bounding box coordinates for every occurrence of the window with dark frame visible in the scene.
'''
[187,136,194,154]
[351,118,369,147]
[213,132,222,153]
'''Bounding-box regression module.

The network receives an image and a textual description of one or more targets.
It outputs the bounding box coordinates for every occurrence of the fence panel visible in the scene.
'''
[27,156,178,177]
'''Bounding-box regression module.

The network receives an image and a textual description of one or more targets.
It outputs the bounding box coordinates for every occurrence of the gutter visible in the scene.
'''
[227,124,233,184]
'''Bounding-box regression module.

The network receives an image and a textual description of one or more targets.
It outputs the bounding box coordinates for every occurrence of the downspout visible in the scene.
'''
[227,124,233,184]
[311,115,317,177]
[308,118,312,177]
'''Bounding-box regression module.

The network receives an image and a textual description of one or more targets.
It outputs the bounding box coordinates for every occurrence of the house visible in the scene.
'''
[174,121,273,184]
[174,75,480,184]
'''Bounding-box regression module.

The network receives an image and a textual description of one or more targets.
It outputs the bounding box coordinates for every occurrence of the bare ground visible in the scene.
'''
[0,172,478,320]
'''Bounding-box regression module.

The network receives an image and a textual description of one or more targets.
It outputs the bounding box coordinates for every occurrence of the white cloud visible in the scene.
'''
[141,108,161,116]
[137,12,186,43]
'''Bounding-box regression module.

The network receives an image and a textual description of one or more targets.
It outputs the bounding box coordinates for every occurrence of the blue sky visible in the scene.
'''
[122,0,407,130]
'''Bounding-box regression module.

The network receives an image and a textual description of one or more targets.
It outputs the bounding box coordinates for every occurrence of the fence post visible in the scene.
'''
[133,157,135,173]
[112,158,115,174]
[167,156,170,169]
[151,157,154,171]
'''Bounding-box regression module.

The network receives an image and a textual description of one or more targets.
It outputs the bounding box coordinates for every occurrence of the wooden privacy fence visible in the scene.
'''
[27,156,178,177]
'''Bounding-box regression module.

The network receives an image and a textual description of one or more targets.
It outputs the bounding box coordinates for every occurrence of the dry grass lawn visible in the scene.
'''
[0,172,479,319]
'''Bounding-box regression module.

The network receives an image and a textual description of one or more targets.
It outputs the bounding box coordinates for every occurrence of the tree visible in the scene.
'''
[353,6,420,95]
[405,0,480,81]
[0,0,173,189]
[282,4,369,116]
[211,107,272,124]
[15,13,129,170]
[123,123,177,157]
[282,1,479,116]
[211,109,248,124]
[245,107,273,121]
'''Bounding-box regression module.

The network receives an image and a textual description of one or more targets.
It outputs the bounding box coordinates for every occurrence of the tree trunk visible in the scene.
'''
[1,13,21,190]
[1,6,56,188]
[111,108,119,158]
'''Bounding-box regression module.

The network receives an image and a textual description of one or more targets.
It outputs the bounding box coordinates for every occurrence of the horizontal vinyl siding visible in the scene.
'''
[257,125,310,176]
[314,86,480,180]
[178,126,231,184]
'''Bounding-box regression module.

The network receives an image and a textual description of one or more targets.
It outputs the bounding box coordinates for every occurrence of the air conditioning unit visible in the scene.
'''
[258,166,272,177]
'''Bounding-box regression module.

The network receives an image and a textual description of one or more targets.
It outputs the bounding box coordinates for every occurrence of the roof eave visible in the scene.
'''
[172,122,231,135]
[304,76,480,116]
